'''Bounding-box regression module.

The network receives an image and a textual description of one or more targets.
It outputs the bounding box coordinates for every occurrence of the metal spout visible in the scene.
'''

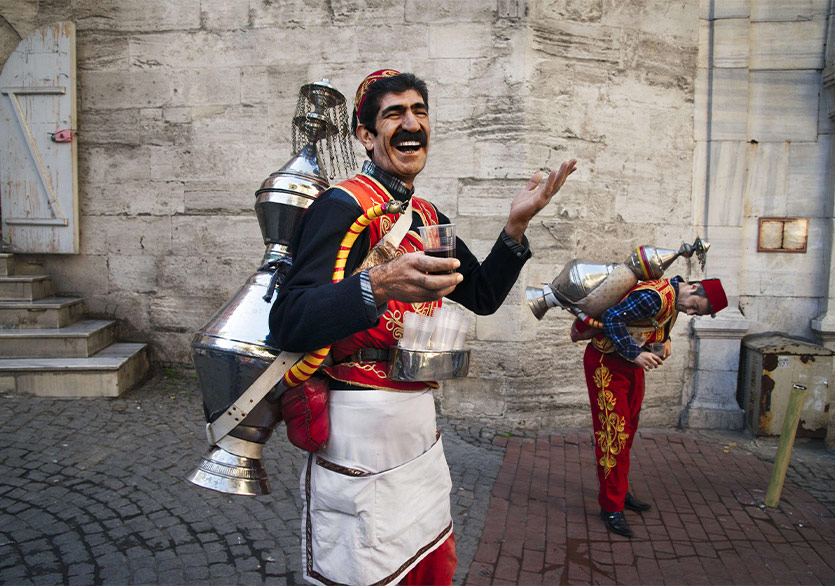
[525,285,561,321]
[656,237,710,273]
[186,445,271,496]
[690,237,710,270]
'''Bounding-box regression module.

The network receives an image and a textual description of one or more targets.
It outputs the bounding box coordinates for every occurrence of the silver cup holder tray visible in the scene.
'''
[387,348,470,382]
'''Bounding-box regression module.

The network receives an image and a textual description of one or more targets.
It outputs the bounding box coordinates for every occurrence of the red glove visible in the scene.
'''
[570,317,602,342]
[280,375,329,452]
[572,318,590,334]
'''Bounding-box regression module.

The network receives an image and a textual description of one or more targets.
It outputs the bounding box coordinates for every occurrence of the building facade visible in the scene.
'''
[0,0,832,431]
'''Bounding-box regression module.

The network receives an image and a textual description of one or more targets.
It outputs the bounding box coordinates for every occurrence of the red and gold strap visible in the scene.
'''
[281,201,401,390]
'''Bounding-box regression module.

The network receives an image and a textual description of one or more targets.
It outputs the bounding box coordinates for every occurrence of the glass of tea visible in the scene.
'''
[647,342,666,358]
[418,223,456,274]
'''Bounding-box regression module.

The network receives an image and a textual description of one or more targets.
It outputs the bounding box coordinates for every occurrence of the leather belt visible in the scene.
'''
[343,348,390,363]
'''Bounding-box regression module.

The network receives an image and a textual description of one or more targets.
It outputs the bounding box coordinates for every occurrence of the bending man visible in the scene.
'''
[571,276,728,537]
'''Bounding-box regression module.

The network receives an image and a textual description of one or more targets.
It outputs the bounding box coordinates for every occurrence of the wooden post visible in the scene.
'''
[764,384,807,507]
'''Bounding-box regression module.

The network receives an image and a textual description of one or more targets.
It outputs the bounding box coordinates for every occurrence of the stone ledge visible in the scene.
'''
[0,343,149,398]
[691,308,749,338]
[681,403,744,430]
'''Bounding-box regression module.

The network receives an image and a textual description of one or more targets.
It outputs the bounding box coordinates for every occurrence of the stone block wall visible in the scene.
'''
[713,2,830,338]
[451,0,702,430]
[683,0,833,431]
[2,0,828,431]
[692,1,831,329]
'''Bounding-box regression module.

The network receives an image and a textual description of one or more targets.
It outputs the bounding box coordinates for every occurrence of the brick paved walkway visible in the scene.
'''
[467,432,835,585]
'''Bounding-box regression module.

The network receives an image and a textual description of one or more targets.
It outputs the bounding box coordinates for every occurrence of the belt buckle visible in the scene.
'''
[355,348,387,363]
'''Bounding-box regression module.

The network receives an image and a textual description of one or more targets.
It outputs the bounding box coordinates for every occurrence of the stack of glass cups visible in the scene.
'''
[399,308,472,350]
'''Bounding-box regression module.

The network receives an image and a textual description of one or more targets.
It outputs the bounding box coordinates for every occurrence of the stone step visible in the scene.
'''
[0,274,54,301]
[0,319,119,358]
[0,253,13,277]
[0,297,85,329]
[0,343,150,397]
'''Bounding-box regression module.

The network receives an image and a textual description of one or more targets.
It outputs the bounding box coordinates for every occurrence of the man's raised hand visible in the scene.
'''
[505,159,578,242]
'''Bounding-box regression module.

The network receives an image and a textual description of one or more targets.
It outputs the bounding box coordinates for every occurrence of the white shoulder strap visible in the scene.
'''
[380,197,412,249]
[207,200,412,446]
[205,350,303,445]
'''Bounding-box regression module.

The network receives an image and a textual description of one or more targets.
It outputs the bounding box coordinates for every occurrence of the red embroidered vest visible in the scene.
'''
[323,173,442,391]
[590,279,678,354]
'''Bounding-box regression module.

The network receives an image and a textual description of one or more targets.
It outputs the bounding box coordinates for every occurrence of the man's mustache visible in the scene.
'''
[390,129,427,147]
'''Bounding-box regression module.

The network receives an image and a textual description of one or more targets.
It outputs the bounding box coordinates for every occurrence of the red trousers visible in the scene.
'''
[583,345,645,512]
[401,534,457,585]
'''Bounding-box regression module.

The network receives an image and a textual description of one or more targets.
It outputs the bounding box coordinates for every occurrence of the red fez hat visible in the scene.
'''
[355,69,400,120]
[701,278,728,315]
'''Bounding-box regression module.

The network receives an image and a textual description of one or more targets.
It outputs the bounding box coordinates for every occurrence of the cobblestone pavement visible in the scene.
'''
[0,369,502,585]
[1,368,833,585]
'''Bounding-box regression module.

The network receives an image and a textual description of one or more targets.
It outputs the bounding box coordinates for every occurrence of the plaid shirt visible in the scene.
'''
[601,276,682,361]
[362,160,413,201]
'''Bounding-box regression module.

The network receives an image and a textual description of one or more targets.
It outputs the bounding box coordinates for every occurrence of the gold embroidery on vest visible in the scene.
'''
[410,301,435,316]
[593,364,628,478]
[384,301,436,342]
[591,279,676,354]
[413,203,437,230]
[384,309,404,340]
[377,213,394,235]
[355,173,390,200]
[352,361,388,378]
[398,237,414,256]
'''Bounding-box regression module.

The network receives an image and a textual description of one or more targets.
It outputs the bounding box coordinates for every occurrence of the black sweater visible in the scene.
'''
[269,166,532,353]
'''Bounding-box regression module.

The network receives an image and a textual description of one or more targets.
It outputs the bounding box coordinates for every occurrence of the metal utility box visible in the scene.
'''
[738,333,833,438]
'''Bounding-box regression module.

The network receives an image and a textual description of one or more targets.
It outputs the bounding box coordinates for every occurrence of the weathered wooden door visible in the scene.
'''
[0,22,78,254]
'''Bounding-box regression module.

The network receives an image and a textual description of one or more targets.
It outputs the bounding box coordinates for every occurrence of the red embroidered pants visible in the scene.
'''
[401,534,457,585]
[583,344,645,512]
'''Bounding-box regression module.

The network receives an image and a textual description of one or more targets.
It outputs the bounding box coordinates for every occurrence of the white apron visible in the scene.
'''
[301,389,453,586]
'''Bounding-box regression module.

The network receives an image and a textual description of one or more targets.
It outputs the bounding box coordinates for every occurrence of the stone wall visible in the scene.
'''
[1,0,828,431]
[683,1,833,430]
[700,1,830,335]
[436,0,703,429]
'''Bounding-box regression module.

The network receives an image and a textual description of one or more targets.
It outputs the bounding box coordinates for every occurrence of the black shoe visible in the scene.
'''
[600,510,634,537]
[624,492,652,512]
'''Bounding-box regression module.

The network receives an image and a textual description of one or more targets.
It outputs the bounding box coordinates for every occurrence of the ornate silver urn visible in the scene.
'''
[186,80,354,495]
[526,238,710,322]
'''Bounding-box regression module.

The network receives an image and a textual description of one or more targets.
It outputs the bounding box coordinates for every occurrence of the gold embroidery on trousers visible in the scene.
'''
[593,365,629,478]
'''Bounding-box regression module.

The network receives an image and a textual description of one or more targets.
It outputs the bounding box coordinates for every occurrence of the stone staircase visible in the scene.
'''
[0,253,149,397]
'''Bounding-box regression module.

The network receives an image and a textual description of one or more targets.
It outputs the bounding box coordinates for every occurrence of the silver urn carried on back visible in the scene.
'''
[186,80,354,495]
[526,238,711,323]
